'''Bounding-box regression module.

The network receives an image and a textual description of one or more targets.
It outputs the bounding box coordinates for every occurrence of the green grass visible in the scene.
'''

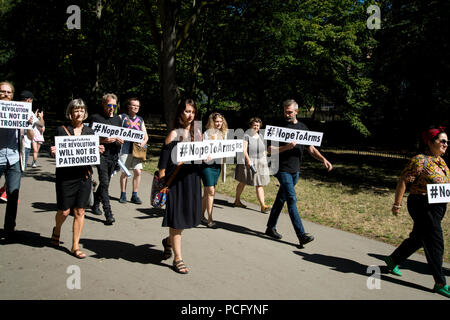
[143,147,450,263]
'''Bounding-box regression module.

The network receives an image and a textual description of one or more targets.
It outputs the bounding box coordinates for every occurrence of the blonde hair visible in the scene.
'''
[205,112,228,139]
[65,99,88,121]
[102,93,118,105]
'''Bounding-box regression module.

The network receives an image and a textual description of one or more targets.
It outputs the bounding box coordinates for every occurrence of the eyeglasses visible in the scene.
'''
[107,104,117,109]
[439,139,448,145]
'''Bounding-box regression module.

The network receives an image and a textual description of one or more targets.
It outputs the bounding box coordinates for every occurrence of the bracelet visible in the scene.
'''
[392,204,401,209]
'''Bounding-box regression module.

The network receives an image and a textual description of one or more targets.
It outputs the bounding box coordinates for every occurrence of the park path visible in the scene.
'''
[0,151,449,301]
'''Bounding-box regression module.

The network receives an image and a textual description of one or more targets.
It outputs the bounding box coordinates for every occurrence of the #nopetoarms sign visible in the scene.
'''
[91,122,145,143]
[264,125,323,147]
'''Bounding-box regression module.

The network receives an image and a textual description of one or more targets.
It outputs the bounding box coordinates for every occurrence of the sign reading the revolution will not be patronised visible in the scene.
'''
[427,183,450,204]
[55,135,100,168]
[0,100,32,129]
[176,140,244,162]
[91,122,145,143]
[264,125,323,147]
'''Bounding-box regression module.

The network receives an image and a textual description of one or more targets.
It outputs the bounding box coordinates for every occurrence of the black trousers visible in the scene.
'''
[94,155,117,216]
[391,194,447,284]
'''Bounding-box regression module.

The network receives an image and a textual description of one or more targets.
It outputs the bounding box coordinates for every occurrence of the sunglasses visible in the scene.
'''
[439,139,448,145]
[107,104,117,109]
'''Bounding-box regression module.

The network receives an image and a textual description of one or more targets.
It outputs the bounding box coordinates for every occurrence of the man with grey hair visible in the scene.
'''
[265,99,332,248]
[89,93,123,225]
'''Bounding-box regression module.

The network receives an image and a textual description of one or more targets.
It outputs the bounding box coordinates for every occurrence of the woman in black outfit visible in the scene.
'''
[386,126,449,298]
[158,99,202,274]
[50,99,103,259]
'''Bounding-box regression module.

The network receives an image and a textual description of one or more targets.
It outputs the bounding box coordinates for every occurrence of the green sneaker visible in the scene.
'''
[433,284,450,298]
[384,256,402,276]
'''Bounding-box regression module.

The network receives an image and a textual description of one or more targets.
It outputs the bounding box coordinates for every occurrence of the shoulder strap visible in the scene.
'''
[165,162,184,187]
[61,125,71,136]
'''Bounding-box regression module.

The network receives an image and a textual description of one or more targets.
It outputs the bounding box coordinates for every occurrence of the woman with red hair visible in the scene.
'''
[385,126,449,298]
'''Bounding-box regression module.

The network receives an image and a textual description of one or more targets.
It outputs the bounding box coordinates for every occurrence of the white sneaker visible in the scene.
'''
[32,161,37,168]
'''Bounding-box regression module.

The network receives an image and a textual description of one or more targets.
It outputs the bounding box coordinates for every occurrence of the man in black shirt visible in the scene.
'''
[89,93,123,225]
[265,99,332,247]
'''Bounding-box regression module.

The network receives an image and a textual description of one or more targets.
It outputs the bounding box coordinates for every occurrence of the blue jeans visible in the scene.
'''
[267,171,306,238]
[0,161,22,232]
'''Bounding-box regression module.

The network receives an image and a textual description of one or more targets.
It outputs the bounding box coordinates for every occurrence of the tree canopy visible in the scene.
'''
[0,0,448,149]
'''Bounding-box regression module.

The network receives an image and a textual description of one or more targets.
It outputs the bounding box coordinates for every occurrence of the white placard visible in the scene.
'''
[427,183,450,204]
[0,100,32,129]
[264,125,323,146]
[91,122,145,143]
[176,140,244,162]
[55,135,100,168]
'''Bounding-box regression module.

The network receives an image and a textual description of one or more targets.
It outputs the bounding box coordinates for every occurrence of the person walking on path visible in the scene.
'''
[158,99,202,274]
[265,99,332,248]
[233,117,271,213]
[50,99,104,258]
[201,112,228,228]
[20,90,44,170]
[89,93,123,225]
[384,126,449,298]
[0,81,34,242]
[118,98,148,205]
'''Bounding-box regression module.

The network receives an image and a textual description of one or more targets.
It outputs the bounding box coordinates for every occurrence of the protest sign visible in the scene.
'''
[91,122,145,143]
[176,140,244,162]
[0,100,32,129]
[55,135,100,168]
[427,184,450,204]
[264,125,323,147]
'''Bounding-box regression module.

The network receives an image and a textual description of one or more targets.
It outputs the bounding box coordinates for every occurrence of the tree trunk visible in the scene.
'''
[160,0,179,131]
[91,0,103,103]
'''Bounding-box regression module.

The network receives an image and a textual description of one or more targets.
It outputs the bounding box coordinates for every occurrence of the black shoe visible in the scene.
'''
[105,214,115,225]
[130,196,142,205]
[265,227,282,240]
[91,203,102,215]
[299,233,314,247]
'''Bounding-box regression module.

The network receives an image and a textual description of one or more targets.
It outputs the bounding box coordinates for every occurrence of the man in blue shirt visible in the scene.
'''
[0,81,35,241]
[265,99,333,248]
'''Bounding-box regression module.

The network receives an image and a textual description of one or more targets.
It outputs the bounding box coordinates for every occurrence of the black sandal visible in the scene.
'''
[162,237,172,260]
[173,260,189,274]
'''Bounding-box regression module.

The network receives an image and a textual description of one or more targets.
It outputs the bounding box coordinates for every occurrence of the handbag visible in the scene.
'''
[151,163,183,208]
[132,142,147,160]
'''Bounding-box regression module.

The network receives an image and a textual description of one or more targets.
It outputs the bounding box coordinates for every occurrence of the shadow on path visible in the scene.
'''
[0,229,71,255]
[135,207,165,219]
[294,251,433,294]
[368,253,450,276]
[206,220,300,248]
[80,238,167,267]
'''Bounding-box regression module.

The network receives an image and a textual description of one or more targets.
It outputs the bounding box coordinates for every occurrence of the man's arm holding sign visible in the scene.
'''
[268,141,296,155]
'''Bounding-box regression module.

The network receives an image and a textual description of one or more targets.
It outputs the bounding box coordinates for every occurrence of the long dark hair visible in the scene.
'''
[173,98,198,141]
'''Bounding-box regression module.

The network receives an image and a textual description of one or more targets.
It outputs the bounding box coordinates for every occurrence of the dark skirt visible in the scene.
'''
[56,177,92,211]
[201,164,221,187]
[162,166,202,229]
